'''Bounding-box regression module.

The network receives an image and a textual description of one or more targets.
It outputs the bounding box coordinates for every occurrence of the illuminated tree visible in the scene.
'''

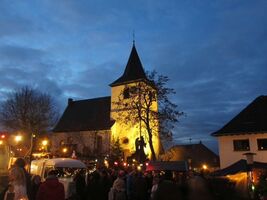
[0,86,59,157]
[113,71,183,161]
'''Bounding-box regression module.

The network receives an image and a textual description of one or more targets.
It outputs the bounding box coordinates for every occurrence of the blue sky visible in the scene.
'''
[0,0,267,153]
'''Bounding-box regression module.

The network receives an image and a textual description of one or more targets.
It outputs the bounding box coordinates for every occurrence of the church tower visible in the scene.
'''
[110,44,160,160]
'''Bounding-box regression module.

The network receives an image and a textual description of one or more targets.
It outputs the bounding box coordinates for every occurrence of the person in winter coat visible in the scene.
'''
[36,170,65,200]
[111,170,127,200]
[5,166,28,200]
[30,175,41,200]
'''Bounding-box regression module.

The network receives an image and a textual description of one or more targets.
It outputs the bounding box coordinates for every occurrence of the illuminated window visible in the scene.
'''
[233,139,250,151]
[257,139,267,150]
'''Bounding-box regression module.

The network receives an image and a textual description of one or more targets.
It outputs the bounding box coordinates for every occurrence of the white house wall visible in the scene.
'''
[218,133,267,168]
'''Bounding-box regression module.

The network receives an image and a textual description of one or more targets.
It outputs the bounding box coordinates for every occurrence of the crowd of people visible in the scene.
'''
[0,158,214,200]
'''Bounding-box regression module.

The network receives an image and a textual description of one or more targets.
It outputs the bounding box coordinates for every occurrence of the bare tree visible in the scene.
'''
[147,71,184,140]
[0,86,59,157]
[113,71,183,161]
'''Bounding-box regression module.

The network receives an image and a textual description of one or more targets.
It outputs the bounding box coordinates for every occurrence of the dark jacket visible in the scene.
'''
[36,176,65,200]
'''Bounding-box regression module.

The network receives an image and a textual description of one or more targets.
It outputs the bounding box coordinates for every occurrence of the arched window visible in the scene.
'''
[122,137,129,144]
[123,88,130,99]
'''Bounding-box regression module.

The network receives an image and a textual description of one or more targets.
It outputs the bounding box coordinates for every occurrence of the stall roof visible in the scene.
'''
[146,161,188,172]
[44,158,86,168]
[213,159,267,176]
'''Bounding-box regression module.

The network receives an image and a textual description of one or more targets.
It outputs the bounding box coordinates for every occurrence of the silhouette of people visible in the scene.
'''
[14,158,32,199]
[6,166,28,200]
[36,170,65,200]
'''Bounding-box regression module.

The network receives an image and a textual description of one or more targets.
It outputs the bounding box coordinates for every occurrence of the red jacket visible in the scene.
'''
[36,177,65,200]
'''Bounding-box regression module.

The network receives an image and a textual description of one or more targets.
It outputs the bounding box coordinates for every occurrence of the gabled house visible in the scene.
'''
[52,44,161,160]
[212,95,267,169]
[159,142,219,171]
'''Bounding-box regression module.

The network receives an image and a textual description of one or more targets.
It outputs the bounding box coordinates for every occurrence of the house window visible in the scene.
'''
[233,139,250,151]
[257,139,267,150]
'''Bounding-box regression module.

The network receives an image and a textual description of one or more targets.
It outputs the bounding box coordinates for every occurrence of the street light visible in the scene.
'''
[15,135,22,143]
[62,148,68,153]
[41,139,49,153]
[42,140,48,146]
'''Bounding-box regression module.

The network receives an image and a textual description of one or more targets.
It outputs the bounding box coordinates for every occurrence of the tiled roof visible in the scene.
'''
[212,95,267,136]
[53,96,114,132]
[110,44,148,86]
[163,143,219,168]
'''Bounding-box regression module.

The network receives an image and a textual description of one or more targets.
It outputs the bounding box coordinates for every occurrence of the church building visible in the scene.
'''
[52,44,161,161]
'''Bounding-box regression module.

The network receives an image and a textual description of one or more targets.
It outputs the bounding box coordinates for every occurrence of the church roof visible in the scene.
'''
[110,44,148,86]
[212,95,267,136]
[53,96,114,132]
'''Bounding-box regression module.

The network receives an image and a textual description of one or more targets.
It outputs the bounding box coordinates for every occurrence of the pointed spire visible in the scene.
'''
[133,30,135,46]
[110,44,148,87]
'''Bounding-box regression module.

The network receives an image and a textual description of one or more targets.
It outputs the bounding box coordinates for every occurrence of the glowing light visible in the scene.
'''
[1,134,5,139]
[137,166,142,171]
[252,185,255,191]
[104,159,109,168]
[145,162,149,166]
[62,148,68,153]
[123,162,127,167]
[15,135,22,142]
[42,140,48,146]
[202,164,208,170]
[0,140,3,145]
[114,161,118,166]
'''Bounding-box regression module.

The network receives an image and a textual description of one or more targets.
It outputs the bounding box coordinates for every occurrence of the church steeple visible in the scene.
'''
[110,44,148,87]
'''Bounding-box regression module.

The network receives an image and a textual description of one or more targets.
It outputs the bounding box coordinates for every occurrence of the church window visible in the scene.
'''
[67,136,73,144]
[122,137,129,144]
[123,88,130,99]
[96,136,102,153]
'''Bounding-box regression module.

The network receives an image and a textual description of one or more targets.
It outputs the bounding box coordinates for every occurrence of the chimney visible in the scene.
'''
[68,98,73,105]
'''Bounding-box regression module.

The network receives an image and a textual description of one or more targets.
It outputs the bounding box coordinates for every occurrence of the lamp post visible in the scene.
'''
[243,152,256,199]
